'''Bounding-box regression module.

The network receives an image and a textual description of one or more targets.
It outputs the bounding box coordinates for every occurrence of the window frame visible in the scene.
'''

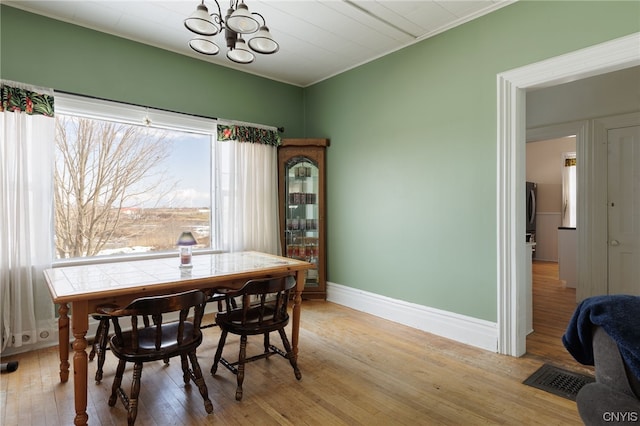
[53,93,222,267]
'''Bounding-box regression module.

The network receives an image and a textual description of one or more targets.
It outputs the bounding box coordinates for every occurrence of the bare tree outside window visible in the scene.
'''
[54,115,210,259]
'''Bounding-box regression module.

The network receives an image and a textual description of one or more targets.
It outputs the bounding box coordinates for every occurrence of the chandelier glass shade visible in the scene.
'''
[226,3,260,34]
[184,0,278,64]
[189,35,220,55]
[227,37,255,63]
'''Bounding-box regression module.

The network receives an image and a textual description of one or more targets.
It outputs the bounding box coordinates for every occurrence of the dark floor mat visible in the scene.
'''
[523,363,595,401]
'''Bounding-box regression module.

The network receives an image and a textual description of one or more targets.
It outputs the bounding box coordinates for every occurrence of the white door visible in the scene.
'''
[608,125,640,295]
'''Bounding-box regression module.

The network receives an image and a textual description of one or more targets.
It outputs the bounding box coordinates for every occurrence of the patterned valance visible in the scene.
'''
[0,84,54,117]
[564,158,576,167]
[217,124,281,146]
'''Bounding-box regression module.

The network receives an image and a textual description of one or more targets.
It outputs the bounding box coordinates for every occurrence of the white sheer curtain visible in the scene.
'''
[0,80,56,352]
[214,127,281,255]
[562,152,577,227]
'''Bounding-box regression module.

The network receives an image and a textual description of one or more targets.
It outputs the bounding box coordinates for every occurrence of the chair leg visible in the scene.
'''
[109,359,126,407]
[89,319,102,361]
[211,330,228,375]
[188,351,214,414]
[127,362,143,426]
[94,319,110,383]
[263,332,270,354]
[235,335,248,401]
[278,329,302,380]
[180,354,190,384]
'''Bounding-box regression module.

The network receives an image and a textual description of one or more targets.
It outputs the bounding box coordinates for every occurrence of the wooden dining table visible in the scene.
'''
[44,251,313,426]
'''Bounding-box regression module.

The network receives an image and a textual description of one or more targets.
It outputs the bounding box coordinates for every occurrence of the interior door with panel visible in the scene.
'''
[607,125,640,295]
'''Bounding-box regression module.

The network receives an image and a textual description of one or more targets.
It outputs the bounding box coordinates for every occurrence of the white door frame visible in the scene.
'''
[496,32,640,356]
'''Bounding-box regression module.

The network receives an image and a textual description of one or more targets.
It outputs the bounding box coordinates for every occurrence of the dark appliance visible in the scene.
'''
[526,181,537,241]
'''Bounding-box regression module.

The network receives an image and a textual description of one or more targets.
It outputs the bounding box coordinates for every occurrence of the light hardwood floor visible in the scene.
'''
[1,261,588,425]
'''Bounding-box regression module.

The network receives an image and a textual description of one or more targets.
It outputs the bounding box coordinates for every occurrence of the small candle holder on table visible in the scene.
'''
[176,231,198,269]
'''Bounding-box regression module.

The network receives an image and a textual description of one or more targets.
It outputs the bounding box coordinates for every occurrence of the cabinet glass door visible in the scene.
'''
[285,157,319,288]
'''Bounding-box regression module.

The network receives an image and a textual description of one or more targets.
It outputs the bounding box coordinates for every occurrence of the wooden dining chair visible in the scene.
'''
[88,313,111,383]
[200,292,237,329]
[90,292,229,381]
[97,290,213,425]
[211,275,302,401]
[90,312,156,383]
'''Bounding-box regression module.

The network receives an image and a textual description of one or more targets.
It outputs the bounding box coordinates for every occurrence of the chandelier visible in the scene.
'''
[184,0,279,64]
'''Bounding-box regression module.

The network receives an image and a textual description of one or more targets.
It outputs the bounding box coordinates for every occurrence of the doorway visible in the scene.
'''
[496,32,640,357]
[525,135,577,263]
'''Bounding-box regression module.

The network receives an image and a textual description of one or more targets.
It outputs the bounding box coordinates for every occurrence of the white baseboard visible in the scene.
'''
[326,282,498,352]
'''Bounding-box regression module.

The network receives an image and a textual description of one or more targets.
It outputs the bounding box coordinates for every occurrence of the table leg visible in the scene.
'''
[291,270,304,358]
[58,303,70,383]
[72,302,89,426]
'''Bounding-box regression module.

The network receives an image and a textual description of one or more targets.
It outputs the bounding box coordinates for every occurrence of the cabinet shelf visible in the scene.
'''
[285,226,318,231]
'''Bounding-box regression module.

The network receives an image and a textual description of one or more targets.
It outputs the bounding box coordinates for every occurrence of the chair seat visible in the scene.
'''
[91,313,109,320]
[216,306,289,335]
[110,322,202,363]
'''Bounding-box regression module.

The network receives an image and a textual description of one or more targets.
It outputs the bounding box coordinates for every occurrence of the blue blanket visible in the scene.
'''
[562,295,640,381]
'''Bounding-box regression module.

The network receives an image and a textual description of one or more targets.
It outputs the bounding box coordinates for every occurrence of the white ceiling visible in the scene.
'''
[4,0,515,87]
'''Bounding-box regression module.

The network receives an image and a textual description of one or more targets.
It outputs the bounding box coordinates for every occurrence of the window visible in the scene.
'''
[562,152,577,227]
[55,94,219,260]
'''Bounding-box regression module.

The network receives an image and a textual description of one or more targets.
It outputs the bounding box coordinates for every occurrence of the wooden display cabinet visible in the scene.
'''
[278,138,329,299]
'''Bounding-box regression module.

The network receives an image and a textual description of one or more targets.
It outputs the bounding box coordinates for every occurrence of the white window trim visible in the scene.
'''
[55,93,217,134]
[53,93,222,267]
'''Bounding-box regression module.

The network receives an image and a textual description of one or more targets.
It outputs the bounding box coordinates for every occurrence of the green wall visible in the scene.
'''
[304,0,640,321]
[2,2,638,324]
[0,5,304,135]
